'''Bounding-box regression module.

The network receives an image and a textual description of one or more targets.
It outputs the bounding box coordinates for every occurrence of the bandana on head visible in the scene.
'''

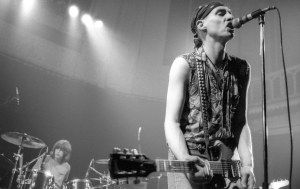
[191,2,224,34]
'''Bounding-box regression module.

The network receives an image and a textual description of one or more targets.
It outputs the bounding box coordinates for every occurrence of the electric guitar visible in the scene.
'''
[109,140,243,189]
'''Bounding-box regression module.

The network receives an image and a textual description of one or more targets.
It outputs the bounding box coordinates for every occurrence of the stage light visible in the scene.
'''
[81,13,93,26]
[21,0,36,14]
[68,5,79,18]
[94,20,103,29]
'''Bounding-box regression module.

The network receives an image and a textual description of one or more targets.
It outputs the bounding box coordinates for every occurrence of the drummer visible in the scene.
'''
[33,139,72,189]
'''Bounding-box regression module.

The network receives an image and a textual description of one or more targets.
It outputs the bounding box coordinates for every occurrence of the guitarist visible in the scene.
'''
[164,2,255,189]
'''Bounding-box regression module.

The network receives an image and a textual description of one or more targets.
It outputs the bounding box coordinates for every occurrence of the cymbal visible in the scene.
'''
[94,159,109,164]
[1,132,46,149]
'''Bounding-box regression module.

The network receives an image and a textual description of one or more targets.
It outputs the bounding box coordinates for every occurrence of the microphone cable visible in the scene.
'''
[275,7,293,189]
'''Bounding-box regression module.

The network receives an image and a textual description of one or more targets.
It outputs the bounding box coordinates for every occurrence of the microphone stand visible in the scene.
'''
[258,14,269,189]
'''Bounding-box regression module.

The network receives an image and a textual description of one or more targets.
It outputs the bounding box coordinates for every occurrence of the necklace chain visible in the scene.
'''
[195,47,225,89]
[195,47,226,72]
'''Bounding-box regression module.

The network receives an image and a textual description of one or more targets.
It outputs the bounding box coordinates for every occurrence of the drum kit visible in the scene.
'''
[0,132,53,189]
[0,132,128,189]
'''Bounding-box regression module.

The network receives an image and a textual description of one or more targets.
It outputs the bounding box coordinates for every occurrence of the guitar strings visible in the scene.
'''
[156,160,240,175]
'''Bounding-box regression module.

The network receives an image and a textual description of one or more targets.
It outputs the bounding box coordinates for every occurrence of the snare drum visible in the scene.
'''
[66,179,92,189]
[28,170,54,189]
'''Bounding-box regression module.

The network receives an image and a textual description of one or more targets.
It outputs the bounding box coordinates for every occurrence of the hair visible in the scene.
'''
[50,139,72,163]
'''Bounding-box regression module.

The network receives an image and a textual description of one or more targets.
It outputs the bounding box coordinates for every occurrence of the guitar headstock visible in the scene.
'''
[109,148,156,179]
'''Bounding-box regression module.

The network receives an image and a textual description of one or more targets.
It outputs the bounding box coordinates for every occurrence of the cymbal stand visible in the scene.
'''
[8,135,25,189]
[89,167,116,186]
[90,166,105,178]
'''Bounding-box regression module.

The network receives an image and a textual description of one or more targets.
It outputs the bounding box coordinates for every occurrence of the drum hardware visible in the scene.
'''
[5,133,26,189]
[22,150,48,171]
[84,159,115,189]
[89,171,118,189]
[30,170,54,189]
[84,159,94,178]
[90,158,111,187]
[17,150,48,189]
[1,132,47,189]
[84,159,107,179]
[66,179,92,189]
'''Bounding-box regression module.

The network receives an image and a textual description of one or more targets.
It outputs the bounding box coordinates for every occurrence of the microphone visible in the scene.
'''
[16,87,20,106]
[232,6,276,28]
[85,158,94,178]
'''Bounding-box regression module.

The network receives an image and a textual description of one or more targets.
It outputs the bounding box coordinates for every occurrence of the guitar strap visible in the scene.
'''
[194,51,210,154]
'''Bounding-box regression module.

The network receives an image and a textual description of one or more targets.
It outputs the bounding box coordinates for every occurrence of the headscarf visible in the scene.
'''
[191,2,224,47]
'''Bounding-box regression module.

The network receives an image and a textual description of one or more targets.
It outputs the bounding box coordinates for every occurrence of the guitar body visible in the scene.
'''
[197,140,241,189]
[209,175,240,189]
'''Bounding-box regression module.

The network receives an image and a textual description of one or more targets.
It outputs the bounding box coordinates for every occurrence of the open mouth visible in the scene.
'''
[227,23,234,30]
[226,23,234,33]
[228,28,234,33]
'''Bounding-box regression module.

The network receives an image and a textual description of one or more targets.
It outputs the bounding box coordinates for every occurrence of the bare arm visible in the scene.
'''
[237,68,253,168]
[164,56,212,183]
[164,56,190,160]
[238,124,254,167]
[229,61,253,166]
[234,62,255,189]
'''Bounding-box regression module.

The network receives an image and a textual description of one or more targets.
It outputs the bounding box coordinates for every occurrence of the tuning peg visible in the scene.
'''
[123,148,130,154]
[113,147,121,153]
[131,149,138,155]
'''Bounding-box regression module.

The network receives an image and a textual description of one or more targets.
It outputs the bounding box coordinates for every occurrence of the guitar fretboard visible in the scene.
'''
[155,159,241,178]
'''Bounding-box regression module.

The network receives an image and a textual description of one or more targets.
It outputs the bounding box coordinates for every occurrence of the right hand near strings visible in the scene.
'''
[184,155,213,184]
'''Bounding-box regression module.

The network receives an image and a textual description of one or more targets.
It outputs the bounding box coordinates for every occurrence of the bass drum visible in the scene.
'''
[66,179,92,189]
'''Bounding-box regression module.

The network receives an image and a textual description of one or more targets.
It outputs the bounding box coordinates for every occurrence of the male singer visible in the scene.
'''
[164,2,256,189]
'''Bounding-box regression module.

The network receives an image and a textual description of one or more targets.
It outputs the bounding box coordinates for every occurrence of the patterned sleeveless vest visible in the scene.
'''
[179,51,250,155]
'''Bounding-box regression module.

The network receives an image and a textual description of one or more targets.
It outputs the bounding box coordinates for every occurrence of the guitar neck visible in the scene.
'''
[155,159,240,177]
